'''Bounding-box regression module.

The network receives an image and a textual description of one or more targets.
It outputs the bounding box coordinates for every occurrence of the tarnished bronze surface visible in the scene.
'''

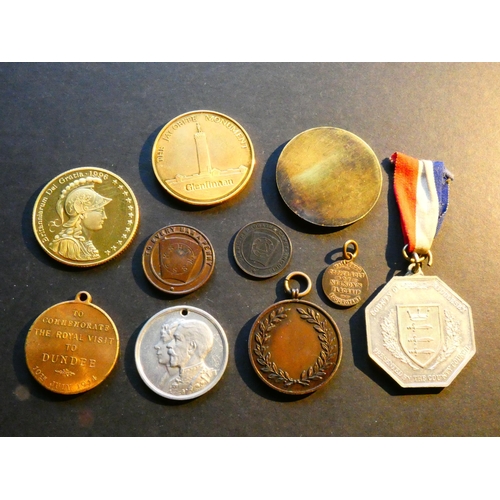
[152,110,255,205]
[32,167,139,267]
[249,272,342,395]
[276,127,382,226]
[322,240,369,307]
[233,221,292,278]
[25,292,119,394]
[142,224,215,294]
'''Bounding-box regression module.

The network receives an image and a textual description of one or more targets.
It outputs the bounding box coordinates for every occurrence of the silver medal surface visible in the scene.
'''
[135,305,229,400]
[365,275,475,388]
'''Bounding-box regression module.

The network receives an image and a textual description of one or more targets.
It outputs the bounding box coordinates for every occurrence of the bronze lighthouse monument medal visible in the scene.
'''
[151,110,255,206]
[365,153,475,388]
[249,272,342,395]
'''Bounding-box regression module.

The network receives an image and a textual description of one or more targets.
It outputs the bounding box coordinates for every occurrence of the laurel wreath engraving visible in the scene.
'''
[381,309,461,370]
[253,306,337,387]
[429,309,461,369]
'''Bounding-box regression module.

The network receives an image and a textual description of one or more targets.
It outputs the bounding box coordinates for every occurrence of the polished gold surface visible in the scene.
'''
[276,127,382,227]
[25,292,119,394]
[152,110,255,205]
[33,167,139,267]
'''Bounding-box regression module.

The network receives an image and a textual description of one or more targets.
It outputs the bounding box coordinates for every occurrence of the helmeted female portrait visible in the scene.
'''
[49,177,112,261]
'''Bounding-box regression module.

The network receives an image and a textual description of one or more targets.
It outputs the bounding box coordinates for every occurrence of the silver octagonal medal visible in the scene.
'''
[366,152,476,388]
[366,275,475,388]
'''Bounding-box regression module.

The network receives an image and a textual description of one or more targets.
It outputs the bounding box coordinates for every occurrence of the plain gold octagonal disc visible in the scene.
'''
[276,127,382,227]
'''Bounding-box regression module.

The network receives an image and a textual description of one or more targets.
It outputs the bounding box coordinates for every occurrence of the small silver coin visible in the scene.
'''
[135,305,229,400]
[233,221,292,278]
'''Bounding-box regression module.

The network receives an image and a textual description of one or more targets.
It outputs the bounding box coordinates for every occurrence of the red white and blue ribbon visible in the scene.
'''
[391,152,453,255]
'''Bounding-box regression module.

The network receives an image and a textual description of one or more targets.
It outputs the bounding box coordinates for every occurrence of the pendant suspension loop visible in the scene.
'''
[402,245,433,267]
[76,291,92,303]
[343,239,359,261]
[284,271,312,298]
[406,261,424,275]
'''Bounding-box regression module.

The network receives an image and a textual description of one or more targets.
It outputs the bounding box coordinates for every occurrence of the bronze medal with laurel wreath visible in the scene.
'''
[249,272,342,395]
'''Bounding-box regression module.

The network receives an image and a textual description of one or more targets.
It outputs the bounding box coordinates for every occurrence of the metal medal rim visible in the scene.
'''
[32,166,140,267]
[248,298,343,395]
[233,220,292,278]
[151,109,256,206]
[25,291,120,395]
[365,275,476,388]
[142,224,215,295]
[135,305,229,401]
[275,126,382,227]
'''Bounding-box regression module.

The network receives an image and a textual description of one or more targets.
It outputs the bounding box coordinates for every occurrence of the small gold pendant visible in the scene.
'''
[25,292,119,394]
[249,272,342,395]
[322,240,369,307]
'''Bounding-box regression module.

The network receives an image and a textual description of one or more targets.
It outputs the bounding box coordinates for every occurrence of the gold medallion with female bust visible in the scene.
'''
[152,110,255,205]
[32,167,139,267]
[25,291,119,395]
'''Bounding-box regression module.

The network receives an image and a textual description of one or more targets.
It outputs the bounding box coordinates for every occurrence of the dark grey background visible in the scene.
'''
[1,62,498,436]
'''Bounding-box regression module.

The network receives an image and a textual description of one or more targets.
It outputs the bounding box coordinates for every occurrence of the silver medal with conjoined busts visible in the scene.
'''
[365,274,475,388]
[135,305,229,400]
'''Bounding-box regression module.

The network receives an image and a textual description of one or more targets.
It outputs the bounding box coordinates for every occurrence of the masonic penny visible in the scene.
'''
[32,167,140,267]
[233,221,292,278]
[276,127,382,227]
[152,110,255,205]
[142,224,215,294]
[135,305,229,400]
[25,291,119,395]
[249,272,342,395]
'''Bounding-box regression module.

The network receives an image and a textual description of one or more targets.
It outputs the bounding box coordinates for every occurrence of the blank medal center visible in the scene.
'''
[269,312,321,378]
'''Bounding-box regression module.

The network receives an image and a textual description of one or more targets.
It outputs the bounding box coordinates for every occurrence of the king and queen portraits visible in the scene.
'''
[135,306,229,400]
